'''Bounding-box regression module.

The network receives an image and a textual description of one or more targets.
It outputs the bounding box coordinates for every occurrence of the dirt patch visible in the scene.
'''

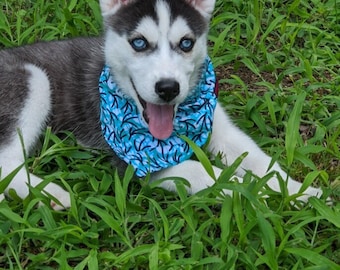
[215,64,294,92]
[215,63,338,93]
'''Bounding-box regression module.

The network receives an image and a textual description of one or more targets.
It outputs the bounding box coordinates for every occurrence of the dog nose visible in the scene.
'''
[155,79,180,102]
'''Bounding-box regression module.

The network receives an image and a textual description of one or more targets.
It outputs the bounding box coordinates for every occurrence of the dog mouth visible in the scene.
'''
[137,94,175,140]
[130,78,177,140]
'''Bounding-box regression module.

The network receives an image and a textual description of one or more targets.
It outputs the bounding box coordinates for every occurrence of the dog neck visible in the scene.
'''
[99,56,218,177]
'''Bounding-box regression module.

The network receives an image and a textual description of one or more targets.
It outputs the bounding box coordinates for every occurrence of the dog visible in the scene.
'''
[0,0,325,210]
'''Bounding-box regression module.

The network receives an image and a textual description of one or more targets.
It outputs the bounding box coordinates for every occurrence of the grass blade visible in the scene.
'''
[256,212,278,270]
[181,135,216,180]
[285,92,306,166]
[309,197,340,228]
[285,248,340,269]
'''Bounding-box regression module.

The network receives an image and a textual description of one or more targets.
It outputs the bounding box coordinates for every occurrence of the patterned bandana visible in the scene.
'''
[99,57,217,177]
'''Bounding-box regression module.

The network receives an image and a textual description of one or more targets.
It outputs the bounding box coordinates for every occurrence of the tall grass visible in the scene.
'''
[0,0,339,269]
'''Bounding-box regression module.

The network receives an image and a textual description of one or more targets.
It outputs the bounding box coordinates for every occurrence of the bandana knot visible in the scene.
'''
[99,57,217,177]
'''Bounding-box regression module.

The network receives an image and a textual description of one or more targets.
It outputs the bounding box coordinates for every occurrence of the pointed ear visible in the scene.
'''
[99,0,130,15]
[186,0,216,19]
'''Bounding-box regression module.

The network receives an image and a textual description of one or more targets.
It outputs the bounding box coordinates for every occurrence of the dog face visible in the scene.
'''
[100,0,215,139]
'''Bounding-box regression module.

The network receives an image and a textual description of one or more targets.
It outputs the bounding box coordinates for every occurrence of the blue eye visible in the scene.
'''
[130,37,148,52]
[179,38,194,52]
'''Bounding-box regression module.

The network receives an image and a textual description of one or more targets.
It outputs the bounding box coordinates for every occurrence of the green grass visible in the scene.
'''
[0,0,340,269]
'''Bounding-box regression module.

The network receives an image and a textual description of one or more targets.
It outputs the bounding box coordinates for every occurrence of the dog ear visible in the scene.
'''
[100,0,130,15]
[186,0,216,19]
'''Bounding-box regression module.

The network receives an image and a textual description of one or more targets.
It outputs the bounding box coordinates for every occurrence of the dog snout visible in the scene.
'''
[155,79,180,102]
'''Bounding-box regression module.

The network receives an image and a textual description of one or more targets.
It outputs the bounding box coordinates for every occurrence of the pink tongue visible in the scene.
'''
[145,103,174,140]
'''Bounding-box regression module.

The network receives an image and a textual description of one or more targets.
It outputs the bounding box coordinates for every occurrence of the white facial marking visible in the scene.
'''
[168,17,193,46]
[133,17,158,44]
[156,0,171,39]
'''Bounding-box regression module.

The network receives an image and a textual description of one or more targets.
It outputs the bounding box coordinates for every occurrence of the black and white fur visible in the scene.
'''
[0,0,323,210]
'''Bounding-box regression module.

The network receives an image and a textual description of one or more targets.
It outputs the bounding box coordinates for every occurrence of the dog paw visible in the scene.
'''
[285,177,330,204]
[299,186,334,206]
[151,160,225,194]
[3,168,71,210]
[295,186,323,203]
[40,182,71,210]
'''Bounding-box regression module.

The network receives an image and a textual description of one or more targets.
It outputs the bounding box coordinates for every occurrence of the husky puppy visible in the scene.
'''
[0,0,324,209]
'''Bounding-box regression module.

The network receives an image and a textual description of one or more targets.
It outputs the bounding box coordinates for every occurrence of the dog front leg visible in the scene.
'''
[207,103,323,201]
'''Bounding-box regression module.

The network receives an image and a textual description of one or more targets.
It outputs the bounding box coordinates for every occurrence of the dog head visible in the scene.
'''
[100,0,216,139]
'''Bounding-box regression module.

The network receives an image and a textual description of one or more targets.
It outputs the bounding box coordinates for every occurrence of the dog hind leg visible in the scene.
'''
[0,64,70,209]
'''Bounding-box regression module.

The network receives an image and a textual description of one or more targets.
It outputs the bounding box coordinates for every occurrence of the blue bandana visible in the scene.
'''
[99,57,217,177]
